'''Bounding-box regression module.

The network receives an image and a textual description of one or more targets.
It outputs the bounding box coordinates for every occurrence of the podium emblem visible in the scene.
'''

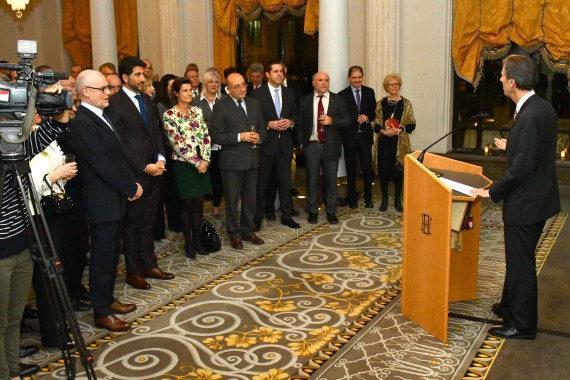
[421,213,432,235]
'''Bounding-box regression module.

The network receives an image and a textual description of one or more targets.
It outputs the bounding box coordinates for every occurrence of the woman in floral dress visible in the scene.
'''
[163,77,211,258]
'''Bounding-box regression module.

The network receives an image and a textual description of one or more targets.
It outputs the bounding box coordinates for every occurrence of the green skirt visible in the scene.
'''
[172,160,212,199]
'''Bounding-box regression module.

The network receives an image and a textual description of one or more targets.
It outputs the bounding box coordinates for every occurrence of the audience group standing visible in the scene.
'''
[0,56,417,379]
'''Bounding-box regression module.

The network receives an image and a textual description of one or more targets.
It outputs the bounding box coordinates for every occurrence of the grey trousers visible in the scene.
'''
[0,248,33,378]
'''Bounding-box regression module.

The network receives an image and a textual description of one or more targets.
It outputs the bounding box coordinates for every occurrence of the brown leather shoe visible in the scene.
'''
[94,315,130,332]
[110,300,137,314]
[141,267,175,280]
[126,274,151,290]
[230,237,243,249]
[243,234,264,245]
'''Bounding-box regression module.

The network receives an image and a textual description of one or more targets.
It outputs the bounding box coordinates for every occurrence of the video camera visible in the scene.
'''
[0,40,73,161]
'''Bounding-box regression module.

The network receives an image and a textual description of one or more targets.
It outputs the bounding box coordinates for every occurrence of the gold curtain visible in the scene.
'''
[212,0,319,74]
[453,0,570,89]
[61,0,138,69]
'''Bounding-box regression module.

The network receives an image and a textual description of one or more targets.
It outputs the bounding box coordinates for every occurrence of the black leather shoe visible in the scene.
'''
[349,204,358,209]
[265,212,276,221]
[308,213,318,224]
[365,201,374,208]
[281,219,301,229]
[492,303,505,318]
[19,344,39,358]
[20,363,40,378]
[72,299,92,312]
[326,213,338,224]
[395,199,403,212]
[379,199,388,211]
[23,306,39,320]
[489,326,535,340]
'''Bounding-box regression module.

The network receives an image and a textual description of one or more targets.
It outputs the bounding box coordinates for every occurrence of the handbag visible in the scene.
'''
[40,175,74,216]
[200,219,222,253]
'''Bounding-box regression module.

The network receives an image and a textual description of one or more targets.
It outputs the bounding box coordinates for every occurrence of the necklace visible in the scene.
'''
[387,97,399,106]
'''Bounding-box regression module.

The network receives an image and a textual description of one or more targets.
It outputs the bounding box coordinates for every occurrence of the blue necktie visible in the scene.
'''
[135,94,150,131]
[274,89,281,118]
[355,89,361,113]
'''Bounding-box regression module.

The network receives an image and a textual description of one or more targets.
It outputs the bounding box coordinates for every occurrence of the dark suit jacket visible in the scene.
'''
[210,96,266,171]
[247,82,265,97]
[252,84,298,156]
[69,106,137,224]
[191,94,228,131]
[489,94,560,225]
[297,91,351,159]
[338,85,377,146]
[106,89,166,184]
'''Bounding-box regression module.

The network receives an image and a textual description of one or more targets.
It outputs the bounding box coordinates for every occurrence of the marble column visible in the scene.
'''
[319,0,350,177]
[90,0,118,69]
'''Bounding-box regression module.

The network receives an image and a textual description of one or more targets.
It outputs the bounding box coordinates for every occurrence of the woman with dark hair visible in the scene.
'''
[153,74,182,238]
[163,78,212,259]
[373,73,416,212]
[192,70,227,219]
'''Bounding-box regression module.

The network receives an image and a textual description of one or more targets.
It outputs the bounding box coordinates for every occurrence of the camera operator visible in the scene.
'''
[0,85,72,380]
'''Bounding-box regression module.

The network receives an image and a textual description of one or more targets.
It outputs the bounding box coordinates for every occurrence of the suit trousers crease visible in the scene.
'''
[502,221,545,331]
[304,143,338,214]
[90,220,123,318]
[124,176,161,275]
[343,137,374,204]
[256,151,294,221]
[221,168,258,239]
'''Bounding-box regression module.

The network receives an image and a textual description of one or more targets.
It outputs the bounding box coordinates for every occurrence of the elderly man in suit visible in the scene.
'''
[339,66,377,209]
[107,56,174,290]
[210,73,266,249]
[297,72,351,224]
[70,70,142,331]
[252,60,300,230]
[471,54,560,340]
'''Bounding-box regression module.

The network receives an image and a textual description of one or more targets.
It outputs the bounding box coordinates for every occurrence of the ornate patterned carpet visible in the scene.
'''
[21,204,566,380]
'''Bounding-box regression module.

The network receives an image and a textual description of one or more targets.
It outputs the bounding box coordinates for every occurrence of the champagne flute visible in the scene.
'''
[251,125,259,149]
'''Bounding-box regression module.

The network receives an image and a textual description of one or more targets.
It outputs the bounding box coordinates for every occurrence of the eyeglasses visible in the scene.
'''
[231,83,247,90]
[85,85,112,93]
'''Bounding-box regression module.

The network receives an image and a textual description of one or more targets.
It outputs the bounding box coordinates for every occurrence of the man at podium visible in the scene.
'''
[470,55,560,340]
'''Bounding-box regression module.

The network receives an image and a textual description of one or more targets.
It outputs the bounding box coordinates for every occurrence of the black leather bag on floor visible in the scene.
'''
[200,219,221,252]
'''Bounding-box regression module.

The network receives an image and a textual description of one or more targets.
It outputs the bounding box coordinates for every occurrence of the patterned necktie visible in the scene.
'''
[317,95,325,144]
[355,89,361,113]
[134,94,150,131]
[237,99,248,122]
[274,89,281,118]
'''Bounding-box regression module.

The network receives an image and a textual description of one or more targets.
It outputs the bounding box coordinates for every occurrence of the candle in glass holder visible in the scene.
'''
[484,146,489,155]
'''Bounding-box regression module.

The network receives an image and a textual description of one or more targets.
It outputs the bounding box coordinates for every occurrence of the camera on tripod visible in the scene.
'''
[0,40,73,161]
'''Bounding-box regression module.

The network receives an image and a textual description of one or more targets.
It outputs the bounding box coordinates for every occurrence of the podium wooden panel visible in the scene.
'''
[402,151,491,342]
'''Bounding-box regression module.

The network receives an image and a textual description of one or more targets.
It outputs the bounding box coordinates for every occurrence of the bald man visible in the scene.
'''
[70,70,142,332]
[210,73,267,249]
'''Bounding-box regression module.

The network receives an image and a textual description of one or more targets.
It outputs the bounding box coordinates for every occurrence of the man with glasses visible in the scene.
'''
[107,56,173,291]
[70,70,142,332]
[211,73,266,250]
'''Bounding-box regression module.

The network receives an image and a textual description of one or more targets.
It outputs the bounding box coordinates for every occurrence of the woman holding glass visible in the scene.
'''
[163,78,212,259]
[192,70,227,219]
[373,73,416,212]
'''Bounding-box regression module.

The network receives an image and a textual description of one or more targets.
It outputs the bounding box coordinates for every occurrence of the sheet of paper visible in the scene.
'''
[439,177,476,197]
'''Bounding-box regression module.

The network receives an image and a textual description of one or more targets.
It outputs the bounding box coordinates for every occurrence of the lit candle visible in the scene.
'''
[562,150,566,160]
[484,146,489,155]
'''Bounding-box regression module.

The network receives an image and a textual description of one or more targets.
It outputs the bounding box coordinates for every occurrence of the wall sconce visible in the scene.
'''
[6,0,29,18]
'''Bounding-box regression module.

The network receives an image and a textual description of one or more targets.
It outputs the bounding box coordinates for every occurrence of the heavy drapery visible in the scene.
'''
[61,0,138,68]
[212,0,319,75]
[452,0,570,89]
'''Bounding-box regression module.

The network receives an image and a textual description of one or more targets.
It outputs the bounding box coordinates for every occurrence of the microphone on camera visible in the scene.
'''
[417,112,490,164]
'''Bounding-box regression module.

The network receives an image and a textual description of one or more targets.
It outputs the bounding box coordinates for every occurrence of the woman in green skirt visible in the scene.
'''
[163,77,212,258]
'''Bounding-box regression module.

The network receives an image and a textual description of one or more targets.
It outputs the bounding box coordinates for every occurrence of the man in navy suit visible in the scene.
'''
[107,56,174,290]
[211,73,267,249]
[297,72,351,224]
[339,66,377,209]
[471,54,560,339]
[252,61,300,230]
[70,70,142,331]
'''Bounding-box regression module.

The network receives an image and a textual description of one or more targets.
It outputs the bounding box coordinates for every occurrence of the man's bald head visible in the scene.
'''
[226,73,247,100]
[77,70,110,109]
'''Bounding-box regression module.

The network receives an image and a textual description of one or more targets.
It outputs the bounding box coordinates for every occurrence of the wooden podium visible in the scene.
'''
[402,151,491,342]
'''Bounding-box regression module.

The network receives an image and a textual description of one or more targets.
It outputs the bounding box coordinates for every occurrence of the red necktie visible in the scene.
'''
[317,95,325,144]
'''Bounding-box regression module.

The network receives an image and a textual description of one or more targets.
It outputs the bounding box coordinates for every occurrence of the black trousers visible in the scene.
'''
[343,138,374,205]
[501,220,545,332]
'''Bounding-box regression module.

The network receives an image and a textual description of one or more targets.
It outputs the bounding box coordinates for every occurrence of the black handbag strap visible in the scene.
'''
[43,174,65,194]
